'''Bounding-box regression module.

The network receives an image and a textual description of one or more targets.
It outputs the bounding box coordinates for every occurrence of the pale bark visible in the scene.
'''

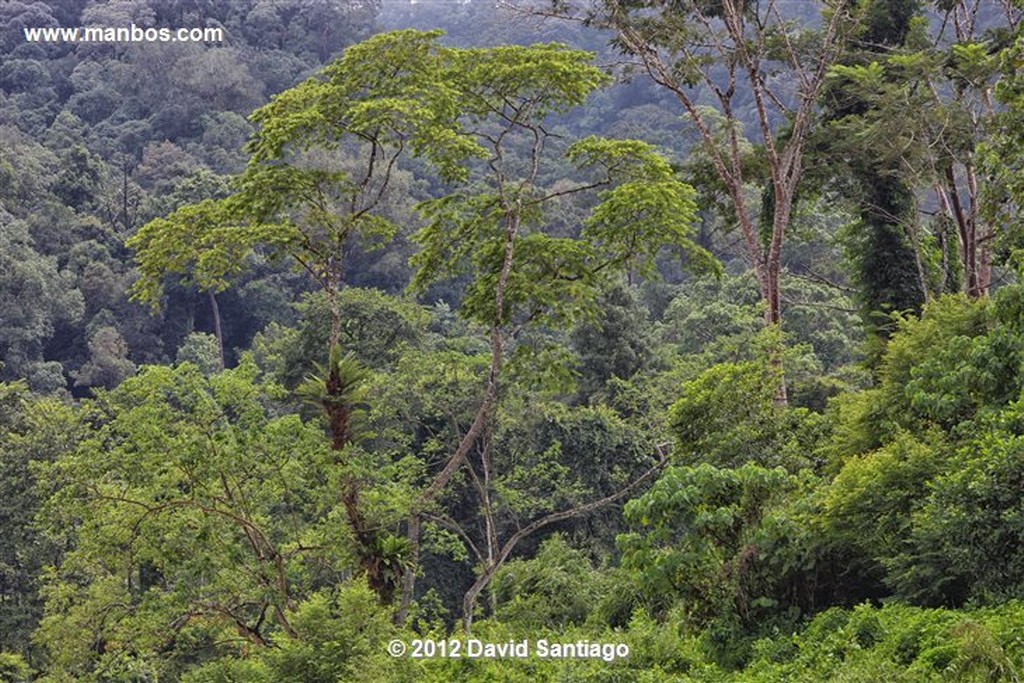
[459,448,670,632]
[589,0,858,403]
[207,290,225,371]
[397,203,519,624]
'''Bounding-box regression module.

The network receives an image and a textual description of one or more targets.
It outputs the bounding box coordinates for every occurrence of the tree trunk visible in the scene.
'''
[457,451,671,632]
[943,167,981,298]
[398,210,520,622]
[207,290,225,371]
[395,514,419,625]
[463,565,495,633]
[762,260,788,406]
[978,228,992,296]
[763,176,798,406]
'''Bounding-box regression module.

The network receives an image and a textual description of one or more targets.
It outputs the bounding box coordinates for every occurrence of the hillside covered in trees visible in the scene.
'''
[3,0,1024,680]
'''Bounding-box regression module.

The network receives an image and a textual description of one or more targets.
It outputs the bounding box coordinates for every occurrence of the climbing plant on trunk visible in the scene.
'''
[128,30,482,602]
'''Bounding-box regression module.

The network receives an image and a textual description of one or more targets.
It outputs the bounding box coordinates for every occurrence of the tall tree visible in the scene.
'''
[129,30,479,601]
[824,1,1021,303]
[34,362,357,679]
[816,0,929,338]
[981,5,1024,269]
[528,0,865,401]
[403,43,713,628]
[928,0,1021,297]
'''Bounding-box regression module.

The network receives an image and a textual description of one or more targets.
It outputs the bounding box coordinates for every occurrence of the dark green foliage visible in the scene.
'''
[571,284,655,401]
[888,413,1024,606]
[618,462,810,666]
[0,383,78,659]
[817,287,1024,609]
[860,0,922,47]
[0,213,84,388]
[819,5,930,338]
[841,180,926,336]
[0,0,380,396]
[256,289,432,388]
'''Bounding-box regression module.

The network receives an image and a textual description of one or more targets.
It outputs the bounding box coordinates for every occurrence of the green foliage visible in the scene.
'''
[409,56,708,331]
[814,286,1024,608]
[0,652,30,683]
[249,29,482,180]
[452,43,611,120]
[254,289,432,389]
[820,430,946,574]
[658,276,764,359]
[0,213,84,386]
[8,6,1024,681]
[888,410,1024,606]
[33,361,366,679]
[182,581,403,683]
[366,345,490,463]
[817,1,1000,323]
[72,325,136,390]
[297,347,371,439]
[982,32,1024,266]
[656,273,863,392]
[130,30,482,314]
[451,231,605,328]
[0,384,78,657]
[127,197,288,311]
[262,582,402,683]
[492,535,601,629]
[877,294,994,432]
[175,332,223,376]
[732,602,1024,682]
[619,463,798,628]
[670,360,822,471]
[574,141,715,280]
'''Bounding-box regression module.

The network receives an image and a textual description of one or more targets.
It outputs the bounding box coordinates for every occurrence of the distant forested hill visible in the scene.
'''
[0,0,379,392]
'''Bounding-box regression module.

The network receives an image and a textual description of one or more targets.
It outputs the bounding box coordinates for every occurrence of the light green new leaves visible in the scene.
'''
[588,178,708,273]
[461,234,599,327]
[409,192,502,297]
[234,164,401,253]
[826,61,888,98]
[248,29,484,182]
[406,45,624,331]
[127,196,296,310]
[412,136,708,329]
[949,42,999,89]
[130,30,486,310]
[451,43,612,121]
[572,137,715,278]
